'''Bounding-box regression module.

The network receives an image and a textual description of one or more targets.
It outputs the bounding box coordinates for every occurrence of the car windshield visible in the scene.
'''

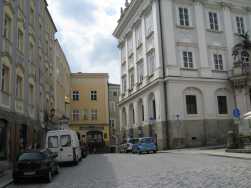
[141,138,153,143]
[18,152,47,161]
[48,136,58,148]
[128,138,139,144]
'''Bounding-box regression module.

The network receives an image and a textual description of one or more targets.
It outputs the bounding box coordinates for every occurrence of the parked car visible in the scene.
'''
[132,137,157,154]
[119,138,139,153]
[13,149,59,183]
[46,129,82,164]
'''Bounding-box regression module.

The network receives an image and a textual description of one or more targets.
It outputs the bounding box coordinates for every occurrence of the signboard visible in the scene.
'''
[233,108,241,118]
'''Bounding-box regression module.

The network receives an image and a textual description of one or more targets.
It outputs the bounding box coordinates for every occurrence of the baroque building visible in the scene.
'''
[70,73,110,152]
[0,0,70,162]
[113,0,251,149]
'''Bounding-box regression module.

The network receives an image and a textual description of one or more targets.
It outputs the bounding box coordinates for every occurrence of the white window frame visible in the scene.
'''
[207,10,220,32]
[213,53,224,71]
[90,90,97,101]
[235,16,246,35]
[176,6,192,27]
[72,91,80,101]
[91,109,97,121]
[147,50,155,76]
[182,50,194,69]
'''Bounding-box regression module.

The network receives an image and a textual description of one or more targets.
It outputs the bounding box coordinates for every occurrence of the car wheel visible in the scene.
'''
[47,170,53,183]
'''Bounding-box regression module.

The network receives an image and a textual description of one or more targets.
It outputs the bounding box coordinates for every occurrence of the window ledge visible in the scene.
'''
[212,70,227,73]
[180,68,198,71]
[206,29,223,34]
[176,25,194,30]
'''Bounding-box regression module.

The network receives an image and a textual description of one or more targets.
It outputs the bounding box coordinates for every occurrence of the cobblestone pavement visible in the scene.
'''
[7,153,251,188]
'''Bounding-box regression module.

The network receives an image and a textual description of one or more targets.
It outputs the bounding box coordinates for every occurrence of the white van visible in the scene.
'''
[46,129,82,164]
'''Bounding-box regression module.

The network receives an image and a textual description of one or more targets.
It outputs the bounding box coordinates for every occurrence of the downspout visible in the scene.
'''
[157,0,169,149]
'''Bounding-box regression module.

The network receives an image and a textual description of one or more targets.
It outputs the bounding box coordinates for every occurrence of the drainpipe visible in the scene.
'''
[157,0,169,149]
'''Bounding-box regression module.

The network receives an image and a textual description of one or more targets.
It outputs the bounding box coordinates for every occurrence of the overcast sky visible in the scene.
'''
[47,0,124,84]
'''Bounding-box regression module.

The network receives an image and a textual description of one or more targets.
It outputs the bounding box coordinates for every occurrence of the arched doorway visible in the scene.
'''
[0,120,7,160]
[87,131,104,153]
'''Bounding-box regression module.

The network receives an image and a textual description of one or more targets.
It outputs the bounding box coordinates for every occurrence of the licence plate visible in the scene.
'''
[24,171,35,176]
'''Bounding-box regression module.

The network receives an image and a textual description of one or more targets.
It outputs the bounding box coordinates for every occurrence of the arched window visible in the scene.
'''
[183,87,203,116]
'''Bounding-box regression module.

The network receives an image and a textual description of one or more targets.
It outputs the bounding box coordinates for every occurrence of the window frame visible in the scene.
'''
[217,96,228,115]
[182,50,194,69]
[90,90,97,101]
[208,11,220,32]
[137,60,144,83]
[177,7,190,27]
[72,90,80,101]
[235,16,246,35]
[91,109,97,121]
[186,95,198,115]
[213,53,224,71]
[146,50,155,76]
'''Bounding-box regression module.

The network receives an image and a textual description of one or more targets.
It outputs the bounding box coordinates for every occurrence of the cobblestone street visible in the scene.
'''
[7,152,251,188]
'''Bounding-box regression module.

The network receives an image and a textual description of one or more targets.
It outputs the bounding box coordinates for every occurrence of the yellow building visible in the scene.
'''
[70,73,110,150]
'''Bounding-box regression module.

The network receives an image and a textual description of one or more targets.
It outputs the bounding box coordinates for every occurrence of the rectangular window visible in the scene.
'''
[183,51,193,69]
[1,65,10,93]
[145,11,153,37]
[113,91,117,97]
[213,54,223,71]
[147,50,155,76]
[179,7,190,26]
[91,109,97,121]
[122,76,127,94]
[3,14,11,40]
[186,95,197,114]
[72,109,80,121]
[29,84,34,105]
[129,70,134,90]
[137,61,144,83]
[18,29,24,52]
[208,12,219,31]
[91,90,97,101]
[142,104,144,121]
[72,91,80,101]
[16,76,23,98]
[127,35,133,56]
[110,119,115,128]
[135,23,142,47]
[236,16,245,35]
[217,96,228,114]
[121,45,126,62]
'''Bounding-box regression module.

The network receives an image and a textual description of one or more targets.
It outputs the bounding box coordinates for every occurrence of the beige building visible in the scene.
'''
[70,73,110,151]
[53,40,71,126]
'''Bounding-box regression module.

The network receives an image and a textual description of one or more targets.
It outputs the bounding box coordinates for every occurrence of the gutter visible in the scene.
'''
[157,0,169,149]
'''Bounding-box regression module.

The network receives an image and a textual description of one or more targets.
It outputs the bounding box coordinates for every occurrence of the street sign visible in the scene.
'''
[233,108,241,118]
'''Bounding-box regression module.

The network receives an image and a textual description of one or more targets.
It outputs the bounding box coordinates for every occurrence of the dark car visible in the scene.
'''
[13,149,59,183]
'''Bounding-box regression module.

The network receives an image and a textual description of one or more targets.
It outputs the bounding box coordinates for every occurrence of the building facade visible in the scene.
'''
[0,0,62,162]
[70,73,110,151]
[52,39,71,128]
[108,84,120,148]
[113,0,251,149]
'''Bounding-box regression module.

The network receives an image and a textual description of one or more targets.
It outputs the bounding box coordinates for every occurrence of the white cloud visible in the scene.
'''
[47,0,124,84]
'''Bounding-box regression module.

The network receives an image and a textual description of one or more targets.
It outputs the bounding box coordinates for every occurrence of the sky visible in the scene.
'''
[47,0,124,84]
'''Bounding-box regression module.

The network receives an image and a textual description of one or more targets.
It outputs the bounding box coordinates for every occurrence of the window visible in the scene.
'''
[60,135,71,147]
[137,61,144,83]
[213,54,223,71]
[91,90,97,101]
[72,109,80,121]
[129,70,134,90]
[122,76,127,94]
[178,7,190,26]
[91,109,97,121]
[127,35,133,55]
[217,96,228,114]
[110,119,115,128]
[29,84,34,105]
[1,65,10,93]
[18,29,24,52]
[3,14,11,40]
[145,11,153,36]
[16,75,23,98]
[183,51,193,69]
[72,91,80,101]
[152,99,156,120]
[208,12,219,31]
[147,50,155,76]
[236,16,245,35]
[135,23,142,47]
[48,136,58,148]
[186,95,197,114]
[113,91,117,96]
[83,109,89,120]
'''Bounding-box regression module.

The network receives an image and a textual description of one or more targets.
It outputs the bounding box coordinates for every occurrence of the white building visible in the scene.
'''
[113,0,251,150]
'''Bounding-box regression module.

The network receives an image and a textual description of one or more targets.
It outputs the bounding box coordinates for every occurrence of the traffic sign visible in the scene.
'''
[233,108,241,118]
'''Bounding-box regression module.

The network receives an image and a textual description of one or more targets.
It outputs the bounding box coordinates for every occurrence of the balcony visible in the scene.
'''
[15,98,24,114]
[2,38,12,56]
